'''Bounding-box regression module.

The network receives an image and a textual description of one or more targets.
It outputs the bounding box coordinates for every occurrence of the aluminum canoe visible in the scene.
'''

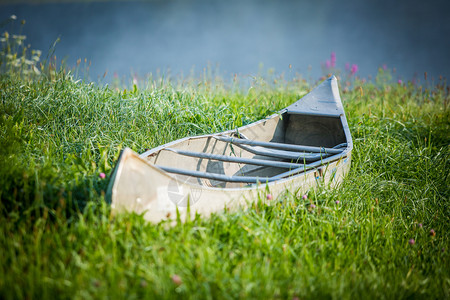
[106,76,353,223]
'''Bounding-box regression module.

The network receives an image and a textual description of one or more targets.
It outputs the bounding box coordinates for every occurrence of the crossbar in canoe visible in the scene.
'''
[271,152,347,180]
[156,165,277,183]
[333,143,348,149]
[214,136,343,154]
[231,143,329,162]
[164,148,304,169]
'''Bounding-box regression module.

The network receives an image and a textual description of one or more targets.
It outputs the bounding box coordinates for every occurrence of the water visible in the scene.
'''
[1,0,449,82]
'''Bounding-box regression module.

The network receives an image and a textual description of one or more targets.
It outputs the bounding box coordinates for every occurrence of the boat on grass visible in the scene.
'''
[106,76,353,223]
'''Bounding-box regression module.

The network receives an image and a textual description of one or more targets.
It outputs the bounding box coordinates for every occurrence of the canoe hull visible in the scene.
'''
[109,147,351,223]
[107,76,353,223]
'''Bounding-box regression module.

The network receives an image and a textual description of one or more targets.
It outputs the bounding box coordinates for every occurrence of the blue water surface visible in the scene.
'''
[1,0,449,82]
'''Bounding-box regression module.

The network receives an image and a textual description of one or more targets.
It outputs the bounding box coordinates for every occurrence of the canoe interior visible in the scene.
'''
[143,111,347,189]
[285,114,346,147]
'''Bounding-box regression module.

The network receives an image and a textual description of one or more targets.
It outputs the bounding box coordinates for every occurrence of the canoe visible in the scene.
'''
[106,76,353,223]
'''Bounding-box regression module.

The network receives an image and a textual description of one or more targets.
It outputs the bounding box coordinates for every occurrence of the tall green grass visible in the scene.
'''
[0,24,449,299]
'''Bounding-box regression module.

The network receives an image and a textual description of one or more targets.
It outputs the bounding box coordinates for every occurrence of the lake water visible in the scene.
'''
[1,0,449,82]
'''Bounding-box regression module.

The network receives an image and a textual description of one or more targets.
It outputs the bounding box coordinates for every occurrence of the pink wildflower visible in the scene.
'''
[302,194,308,200]
[171,274,182,286]
[409,239,415,245]
[398,79,402,85]
[99,172,106,179]
[351,64,358,75]
[325,60,331,69]
[335,200,340,205]
[310,204,316,209]
[330,52,336,67]
[266,194,273,200]
[430,229,436,236]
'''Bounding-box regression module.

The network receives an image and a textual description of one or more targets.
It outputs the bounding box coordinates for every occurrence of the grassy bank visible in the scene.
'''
[1,31,449,299]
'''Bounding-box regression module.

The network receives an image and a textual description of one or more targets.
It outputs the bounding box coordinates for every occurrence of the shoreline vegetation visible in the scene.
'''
[1,17,449,299]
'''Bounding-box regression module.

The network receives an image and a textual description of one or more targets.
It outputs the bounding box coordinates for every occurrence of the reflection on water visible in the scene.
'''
[1,0,449,82]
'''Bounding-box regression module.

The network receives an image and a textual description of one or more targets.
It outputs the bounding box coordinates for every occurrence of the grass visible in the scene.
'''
[0,26,449,299]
